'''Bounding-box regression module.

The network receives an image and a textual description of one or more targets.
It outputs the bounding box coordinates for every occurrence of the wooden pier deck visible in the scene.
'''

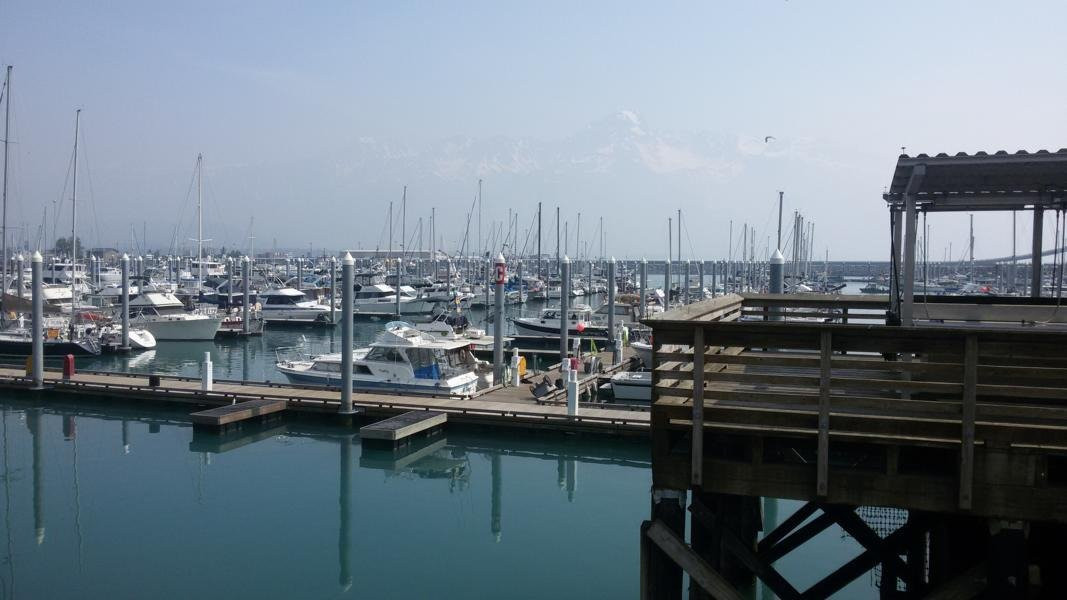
[641,293,1067,599]
[0,359,648,435]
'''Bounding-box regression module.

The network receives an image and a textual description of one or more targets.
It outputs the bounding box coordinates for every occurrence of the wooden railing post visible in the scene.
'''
[692,326,705,486]
[817,330,831,497]
[960,334,977,509]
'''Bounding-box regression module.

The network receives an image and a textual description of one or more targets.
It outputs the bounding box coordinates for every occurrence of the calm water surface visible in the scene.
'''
[0,285,881,599]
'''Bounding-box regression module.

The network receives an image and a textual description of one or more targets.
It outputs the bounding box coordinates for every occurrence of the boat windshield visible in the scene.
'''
[364,346,407,363]
[265,294,301,306]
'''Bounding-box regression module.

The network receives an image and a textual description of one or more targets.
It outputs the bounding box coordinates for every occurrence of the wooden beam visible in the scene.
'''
[817,331,831,497]
[761,511,838,564]
[692,326,705,486]
[644,519,745,600]
[960,335,977,510]
[757,502,818,553]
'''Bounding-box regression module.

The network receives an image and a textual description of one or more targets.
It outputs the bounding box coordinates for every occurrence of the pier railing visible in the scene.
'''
[645,294,1067,523]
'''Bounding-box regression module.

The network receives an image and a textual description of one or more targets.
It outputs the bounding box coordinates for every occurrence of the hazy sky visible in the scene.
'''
[1,1,1065,260]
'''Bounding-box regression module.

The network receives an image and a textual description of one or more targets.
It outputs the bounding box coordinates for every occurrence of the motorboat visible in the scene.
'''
[610,371,651,401]
[415,310,486,340]
[510,304,608,338]
[258,287,333,323]
[351,283,437,315]
[128,292,222,340]
[276,321,492,395]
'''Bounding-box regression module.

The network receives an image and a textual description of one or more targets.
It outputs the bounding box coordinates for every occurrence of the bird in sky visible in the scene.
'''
[764,136,776,143]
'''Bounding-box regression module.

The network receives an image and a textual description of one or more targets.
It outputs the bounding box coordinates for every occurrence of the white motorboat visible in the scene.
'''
[352,283,437,315]
[610,371,651,401]
[511,304,608,338]
[631,340,652,368]
[128,292,221,340]
[259,287,334,323]
[276,322,492,395]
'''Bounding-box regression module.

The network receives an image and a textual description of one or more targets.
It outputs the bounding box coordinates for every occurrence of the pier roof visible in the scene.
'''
[883,148,1067,211]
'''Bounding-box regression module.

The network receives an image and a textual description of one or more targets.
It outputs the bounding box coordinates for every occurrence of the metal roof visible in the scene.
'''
[883,149,1067,211]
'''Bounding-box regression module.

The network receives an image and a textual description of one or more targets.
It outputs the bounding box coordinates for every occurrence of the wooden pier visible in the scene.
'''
[0,350,647,436]
[641,293,1067,599]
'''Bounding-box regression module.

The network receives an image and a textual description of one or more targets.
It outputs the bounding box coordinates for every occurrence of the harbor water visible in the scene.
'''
[0,282,884,598]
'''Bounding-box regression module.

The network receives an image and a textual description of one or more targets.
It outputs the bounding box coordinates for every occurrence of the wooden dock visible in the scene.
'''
[0,358,648,435]
[190,398,288,428]
[360,410,446,445]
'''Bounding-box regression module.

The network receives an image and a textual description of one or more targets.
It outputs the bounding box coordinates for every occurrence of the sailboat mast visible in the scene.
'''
[197,153,203,291]
[537,202,541,280]
[1,65,11,322]
[69,109,81,339]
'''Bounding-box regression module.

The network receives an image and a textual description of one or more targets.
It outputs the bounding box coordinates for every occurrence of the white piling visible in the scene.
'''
[201,351,213,391]
[510,348,521,387]
[31,251,43,389]
[566,369,579,416]
[340,252,355,414]
[120,254,130,350]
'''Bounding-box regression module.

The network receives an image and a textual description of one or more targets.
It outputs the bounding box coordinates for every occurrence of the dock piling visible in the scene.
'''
[226,257,234,308]
[120,254,130,350]
[201,352,213,391]
[242,256,250,334]
[510,348,520,386]
[566,368,578,415]
[493,253,505,384]
[640,258,647,319]
[330,256,337,325]
[684,260,691,305]
[560,256,570,364]
[608,256,617,363]
[30,251,43,389]
[340,252,354,414]
[665,258,671,311]
[16,253,23,300]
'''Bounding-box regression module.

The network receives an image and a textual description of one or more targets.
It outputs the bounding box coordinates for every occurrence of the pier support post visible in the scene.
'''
[120,254,130,350]
[607,256,617,363]
[493,253,506,385]
[684,260,691,305]
[201,352,213,391]
[340,253,355,414]
[664,259,671,311]
[587,260,593,299]
[560,256,571,365]
[1031,206,1043,297]
[297,257,303,292]
[396,257,403,317]
[330,256,337,325]
[511,348,521,387]
[639,259,648,319]
[242,256,251,335]
[226,257,234,309]
[16,253,23,300]
[646,488,687,600]
[698,260,704,300]
[31,251,44,389]
[566,368,578,415]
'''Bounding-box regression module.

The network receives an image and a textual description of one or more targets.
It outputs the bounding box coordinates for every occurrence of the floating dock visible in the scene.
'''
[360,410,447,447]
[0,351,647,436]
[190,398,288,428]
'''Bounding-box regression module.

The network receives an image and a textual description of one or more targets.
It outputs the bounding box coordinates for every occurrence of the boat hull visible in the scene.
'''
[278,367,476,396]
[138,316,222,340]
[511,319,608,338]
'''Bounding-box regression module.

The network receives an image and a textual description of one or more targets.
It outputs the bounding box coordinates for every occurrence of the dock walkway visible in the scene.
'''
[0,363,648,435]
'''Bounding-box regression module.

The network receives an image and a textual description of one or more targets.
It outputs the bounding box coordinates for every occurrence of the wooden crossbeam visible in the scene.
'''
[800,522,916,599]
[757,502,818,553]
[643,519,744,600]
[760,512,838,564]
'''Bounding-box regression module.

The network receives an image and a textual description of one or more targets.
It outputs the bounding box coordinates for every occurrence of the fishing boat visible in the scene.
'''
[0,317,101,356]
[128,292,221,340]
[510,304,608,337]
[275,322,491,395]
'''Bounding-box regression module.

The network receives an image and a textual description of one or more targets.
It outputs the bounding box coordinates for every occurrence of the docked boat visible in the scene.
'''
[275,322,491,395]
[128,292,222,340]
[510,304,608,338]
[259,287,334,323]
[352,283,437,315]
[610,371,651,401]
[0,318,101,356]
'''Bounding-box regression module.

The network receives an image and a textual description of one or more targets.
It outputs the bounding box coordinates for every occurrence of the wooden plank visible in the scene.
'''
[691,326,705,486]
[190,399,287,426]
[960,335,977,510]
[817,330,831,497]
[644,520,744,600]
[359,410,447,441]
